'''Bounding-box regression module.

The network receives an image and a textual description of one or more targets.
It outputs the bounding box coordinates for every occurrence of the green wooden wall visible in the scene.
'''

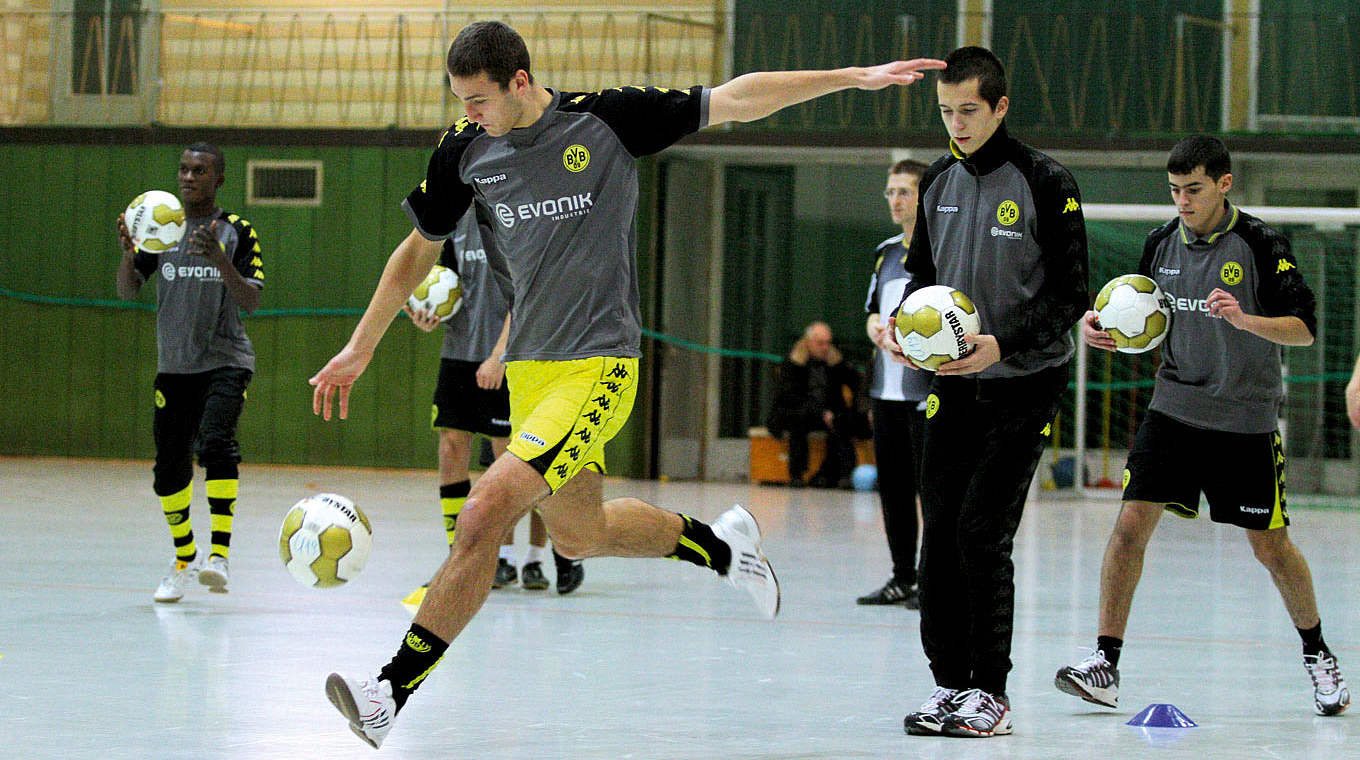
[0,140,648,475]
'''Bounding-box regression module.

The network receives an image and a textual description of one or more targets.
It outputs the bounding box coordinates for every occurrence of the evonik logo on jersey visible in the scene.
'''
[494,193,594,229]
[160,261,222,282]
[1161,288,1223,319]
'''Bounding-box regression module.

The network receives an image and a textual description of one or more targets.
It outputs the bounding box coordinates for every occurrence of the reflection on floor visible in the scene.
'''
[3,457,1354,759]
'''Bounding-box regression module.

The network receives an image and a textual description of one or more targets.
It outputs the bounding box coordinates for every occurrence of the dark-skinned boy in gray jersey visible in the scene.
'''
[309,20,944,749]
[1055,135,1349,718]
[115,143,264,603]
[884,47,1090,738]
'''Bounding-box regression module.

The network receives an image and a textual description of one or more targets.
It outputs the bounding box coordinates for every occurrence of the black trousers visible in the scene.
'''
[917,363,1068,696]
[781,411,856,483]
[152,367,252,495]
[871,398,925,586]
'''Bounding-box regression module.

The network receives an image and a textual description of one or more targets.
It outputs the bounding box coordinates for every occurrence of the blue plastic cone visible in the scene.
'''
[1126,703,1197,728]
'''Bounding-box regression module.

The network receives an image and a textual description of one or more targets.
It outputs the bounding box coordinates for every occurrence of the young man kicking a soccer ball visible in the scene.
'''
[1055,135,1349,717]
[309,20,945,748]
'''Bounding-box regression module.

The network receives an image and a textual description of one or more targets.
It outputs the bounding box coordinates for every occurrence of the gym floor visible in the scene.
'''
[3,456,1356,759]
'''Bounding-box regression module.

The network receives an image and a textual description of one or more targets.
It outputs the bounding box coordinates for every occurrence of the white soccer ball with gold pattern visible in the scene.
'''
[124,190,186,254]
[894,285,982,371]
[407,265,462,322]
[279,493,373,588]
[1094,274,1171,354]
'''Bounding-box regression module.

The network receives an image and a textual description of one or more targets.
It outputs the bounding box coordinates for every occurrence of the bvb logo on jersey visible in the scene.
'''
[563,144,590,173]
[925,393,940,419]
[1220,260,1243,286]
[155,390,166,409]
[996,200,1020,226]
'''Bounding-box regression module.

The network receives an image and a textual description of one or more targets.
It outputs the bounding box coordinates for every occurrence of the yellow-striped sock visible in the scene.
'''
[159,484,196,562]
[206,478,237,559]
[440,480,471,546]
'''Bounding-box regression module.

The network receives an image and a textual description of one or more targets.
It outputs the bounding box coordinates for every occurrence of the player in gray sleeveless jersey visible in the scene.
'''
[310,20,944,748]
[859,159,932,609]
[115,143,264,603]
[1056,136,1348,717]
[400,207,583,609]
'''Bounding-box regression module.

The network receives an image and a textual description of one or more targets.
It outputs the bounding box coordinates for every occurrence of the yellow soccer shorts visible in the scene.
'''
[505,357,638,493]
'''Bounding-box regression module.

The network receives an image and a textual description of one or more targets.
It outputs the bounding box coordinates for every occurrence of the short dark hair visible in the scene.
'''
[940,46,1007,108]
[184,142,225,176]
[1166,135,1231,180]
[890,159,928,182]
[446,21,533,88]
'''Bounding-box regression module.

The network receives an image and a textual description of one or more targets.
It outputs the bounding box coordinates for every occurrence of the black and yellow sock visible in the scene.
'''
[440,480,470,546]
[378,623,449,710]
[159,483,197,562]
[206,478,237,559]
[1298,621,1328,658]
[665,514,732,574]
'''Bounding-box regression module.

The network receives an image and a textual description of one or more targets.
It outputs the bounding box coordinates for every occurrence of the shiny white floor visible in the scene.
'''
[2,457,1357,759]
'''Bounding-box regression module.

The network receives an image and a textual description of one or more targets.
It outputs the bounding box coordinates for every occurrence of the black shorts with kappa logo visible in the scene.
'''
[1123,409,1288,530]
[432,358,511,438]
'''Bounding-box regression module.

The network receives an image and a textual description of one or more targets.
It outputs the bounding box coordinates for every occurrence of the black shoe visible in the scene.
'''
[857,579,917,606]
[553,550,584,595]
[520,561,549,590]
[493,558,517,589]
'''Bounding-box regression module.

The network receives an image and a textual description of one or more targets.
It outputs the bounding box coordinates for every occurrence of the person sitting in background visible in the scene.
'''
[766,322,862,488]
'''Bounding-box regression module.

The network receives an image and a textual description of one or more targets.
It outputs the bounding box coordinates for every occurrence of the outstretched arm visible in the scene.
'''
[708,59,945,125]
[310,228,443,420]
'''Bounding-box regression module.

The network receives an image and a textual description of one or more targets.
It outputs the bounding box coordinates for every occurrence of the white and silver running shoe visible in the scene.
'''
[198,555,229,593]
[1305,652,1350,716]
[326,672,396,749]
[153,556,201,603]
[942,688,1012,737]
[904,686,961,735]
[1055,648,1120,708]
[710,505,780,619]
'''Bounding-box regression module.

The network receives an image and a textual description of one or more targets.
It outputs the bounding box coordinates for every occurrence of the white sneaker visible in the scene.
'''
[326,672,396,749]
[711,505,780,619]
[153,556,201,603]
[198,555,229,593]
[1054,648,1120,708]
[1305,652,1351,716]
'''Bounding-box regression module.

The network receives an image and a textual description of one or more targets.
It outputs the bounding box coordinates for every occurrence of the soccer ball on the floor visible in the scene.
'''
[123,190,186,254]
[893,284,982,371]
[279,493,373,588]
[407,265,462,322]
[1094,274,1172,354]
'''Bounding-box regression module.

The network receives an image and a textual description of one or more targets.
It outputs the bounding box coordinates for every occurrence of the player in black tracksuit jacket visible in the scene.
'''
[890,47,1088,737]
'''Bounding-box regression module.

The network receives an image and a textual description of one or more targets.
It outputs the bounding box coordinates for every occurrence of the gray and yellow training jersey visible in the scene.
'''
[404,86,710,362]
[1138,202,1317,434]
[439,207,510,363]
[133,209,264,374]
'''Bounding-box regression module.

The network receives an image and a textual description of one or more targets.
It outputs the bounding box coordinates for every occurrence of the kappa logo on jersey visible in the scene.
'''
[563,144,590,173]
[161,261,222,282]
[1063,197,1081,213]
[461,247,487,263]
[1158,266,1181,276]
[996,200,1020,226]
[493,194,594,229]
[1220,260,1243,285]
[1276,258,1296,274]
[518,431,547,447]
[474,173,508,186]
[936,205,960,213]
